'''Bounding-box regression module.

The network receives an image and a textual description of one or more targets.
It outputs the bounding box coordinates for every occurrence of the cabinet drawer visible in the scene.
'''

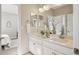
[50,49,64,55]
[43,41,73,55]
[43,46,63,55]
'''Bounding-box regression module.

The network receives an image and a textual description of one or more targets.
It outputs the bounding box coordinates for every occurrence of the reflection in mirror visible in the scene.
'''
[53,14,73,38]
[30,13,43,34]
[48,16,56,34]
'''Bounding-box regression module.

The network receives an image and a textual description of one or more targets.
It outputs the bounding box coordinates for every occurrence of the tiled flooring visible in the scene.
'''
[0,47,17,55]
[0,47,32,55]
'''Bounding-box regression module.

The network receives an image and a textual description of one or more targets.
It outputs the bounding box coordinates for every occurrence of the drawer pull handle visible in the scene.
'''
[33,43,36,45]
[52,52,56,55]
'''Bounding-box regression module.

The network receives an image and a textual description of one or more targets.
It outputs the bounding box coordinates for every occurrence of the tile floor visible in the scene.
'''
[0,47,32,55]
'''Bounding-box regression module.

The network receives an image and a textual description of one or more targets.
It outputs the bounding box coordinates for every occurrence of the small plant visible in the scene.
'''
[40,30,45,35]
[60,25,64,39]
[46,31,50,38]
[61,25,64,35]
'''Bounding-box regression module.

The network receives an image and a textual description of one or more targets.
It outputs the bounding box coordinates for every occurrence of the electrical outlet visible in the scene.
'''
[74,48,79,55]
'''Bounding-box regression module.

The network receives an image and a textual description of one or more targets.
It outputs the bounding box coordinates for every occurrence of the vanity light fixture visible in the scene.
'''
[43,5,50,10]
[39,8,45,12]
[39,4,64,12]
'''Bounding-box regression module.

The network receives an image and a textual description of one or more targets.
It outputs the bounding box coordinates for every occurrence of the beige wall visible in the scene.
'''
[53,4,73,16]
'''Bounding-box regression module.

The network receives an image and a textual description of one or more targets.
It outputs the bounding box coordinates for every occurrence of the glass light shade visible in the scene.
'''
[43,5,50,10]
[39,8,45,12]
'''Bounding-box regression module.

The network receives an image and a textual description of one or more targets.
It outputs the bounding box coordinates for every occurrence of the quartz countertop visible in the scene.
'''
[31,34,73,49]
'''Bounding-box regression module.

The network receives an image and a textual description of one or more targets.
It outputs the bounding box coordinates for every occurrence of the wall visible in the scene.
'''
[0,5,1,50]
[73,5,79,49]
[53,5,73,16]
[1,12,18,39]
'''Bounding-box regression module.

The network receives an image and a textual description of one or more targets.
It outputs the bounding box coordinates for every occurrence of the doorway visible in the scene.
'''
[0,4,19,55]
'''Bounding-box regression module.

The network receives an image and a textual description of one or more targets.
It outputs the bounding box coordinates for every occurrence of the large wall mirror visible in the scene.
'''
[47,14,73,38]
[30,13,73,38]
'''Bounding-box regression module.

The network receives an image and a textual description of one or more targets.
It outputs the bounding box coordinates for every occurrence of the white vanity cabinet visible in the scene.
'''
[29,36,73,55]
[43,40,73,55]
[29,37,42,55]
[42,40,64,55]
[42,46,61,55]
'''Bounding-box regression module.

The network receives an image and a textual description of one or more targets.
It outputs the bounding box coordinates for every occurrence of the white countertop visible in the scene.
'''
[30,34,73,49]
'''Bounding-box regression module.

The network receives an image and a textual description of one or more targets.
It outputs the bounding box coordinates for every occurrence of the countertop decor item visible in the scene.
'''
[40,30,45,35]
[60,25,65,39]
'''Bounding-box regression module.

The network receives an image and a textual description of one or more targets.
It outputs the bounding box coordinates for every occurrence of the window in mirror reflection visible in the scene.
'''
[48,16,56,34]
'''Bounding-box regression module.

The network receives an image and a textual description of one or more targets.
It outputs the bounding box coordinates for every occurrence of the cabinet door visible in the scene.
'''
[29,38,42,55]
[43,46,52,55]
[35,43,42,55]
[29,39,36,54]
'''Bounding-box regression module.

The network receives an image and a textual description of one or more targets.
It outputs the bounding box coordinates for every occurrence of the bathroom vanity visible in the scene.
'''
[29,6,73,55]
[29,35,73,55]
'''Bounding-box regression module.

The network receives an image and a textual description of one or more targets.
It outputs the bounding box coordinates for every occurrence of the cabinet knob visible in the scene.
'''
[33,43,36,45]
[52,52,56,55]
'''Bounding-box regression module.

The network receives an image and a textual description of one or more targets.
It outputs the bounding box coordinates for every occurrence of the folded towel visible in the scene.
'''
[1,34,11,47]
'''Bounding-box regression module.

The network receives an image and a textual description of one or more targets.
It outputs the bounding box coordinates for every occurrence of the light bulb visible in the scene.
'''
[39,8,45,12]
